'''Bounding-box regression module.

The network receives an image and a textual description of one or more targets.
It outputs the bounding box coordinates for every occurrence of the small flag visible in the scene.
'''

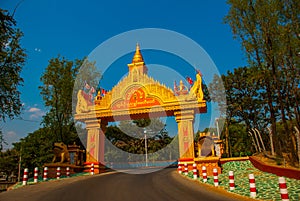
[101,88,107,95]
[174,81,178,91]
[88,87,96,100]
[186,77,193,85]
[84,81,91,90]
[89,87,95,94]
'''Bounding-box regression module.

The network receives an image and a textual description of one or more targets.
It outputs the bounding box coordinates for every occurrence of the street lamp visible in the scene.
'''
[215,118,220,138]
[144,129,148,167]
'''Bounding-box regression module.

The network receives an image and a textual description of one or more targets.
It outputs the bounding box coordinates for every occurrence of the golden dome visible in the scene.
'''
[132,43,144,63]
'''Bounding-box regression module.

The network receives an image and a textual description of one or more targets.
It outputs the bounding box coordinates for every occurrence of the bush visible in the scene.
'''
[233,152,240,157]
[275,157,283,165]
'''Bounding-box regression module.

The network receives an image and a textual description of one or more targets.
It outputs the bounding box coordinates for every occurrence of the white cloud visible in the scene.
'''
[3,131,19,149]
[6,131,17,138]
[30,113,45,120]
[28,107,41,112]
[27,106,45,120]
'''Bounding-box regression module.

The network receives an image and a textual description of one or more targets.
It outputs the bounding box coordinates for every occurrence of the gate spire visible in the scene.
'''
[128,43,148,75]
[132,43,144,63]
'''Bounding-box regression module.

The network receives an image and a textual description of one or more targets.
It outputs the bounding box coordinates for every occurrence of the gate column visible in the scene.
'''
[175,109,195,166]
[85,118,107,174]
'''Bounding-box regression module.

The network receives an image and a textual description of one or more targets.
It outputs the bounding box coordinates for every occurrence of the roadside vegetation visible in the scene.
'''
[0,0,299,183]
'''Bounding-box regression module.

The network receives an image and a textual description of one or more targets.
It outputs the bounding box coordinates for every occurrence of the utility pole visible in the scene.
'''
[18,147,22,182]
[144,129,148,167]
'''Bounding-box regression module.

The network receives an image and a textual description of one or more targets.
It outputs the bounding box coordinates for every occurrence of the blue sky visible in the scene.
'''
[1,0,247,149]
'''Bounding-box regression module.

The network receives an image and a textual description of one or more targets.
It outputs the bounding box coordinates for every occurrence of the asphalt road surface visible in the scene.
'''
[0,168,246,201]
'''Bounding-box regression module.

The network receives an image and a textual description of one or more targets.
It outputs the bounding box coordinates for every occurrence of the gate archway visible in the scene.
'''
[75,44,207,172]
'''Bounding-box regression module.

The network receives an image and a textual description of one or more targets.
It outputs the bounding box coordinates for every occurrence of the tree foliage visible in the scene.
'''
[72,58,101,115]
[0,148,18,177]
[105,119,177,162]
[219,0,300,163]
[39,56,101,145]
[39,57,86,145]
[0,9,26,121]
[12,128,54,174]
[0,127,56,178]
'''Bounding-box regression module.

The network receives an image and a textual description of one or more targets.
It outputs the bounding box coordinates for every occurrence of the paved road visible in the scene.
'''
[0,168,245,201]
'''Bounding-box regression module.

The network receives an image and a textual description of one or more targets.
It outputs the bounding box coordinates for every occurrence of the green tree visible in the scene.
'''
[13,128,54,174]
[0,9,26,122]
[228,122,252,157]
[39,56,101,146]
[0,9,26,149]
[105,119,175,159]
[208,74,232,157]
[225,0,300,161]
[72,58,101,112]
[39,56,82,144]
[0,149,19,177]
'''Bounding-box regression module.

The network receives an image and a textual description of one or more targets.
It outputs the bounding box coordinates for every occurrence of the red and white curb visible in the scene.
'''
[34,167,38,183]
[91,163,94,175]
[249,174,256,198]
[202,166,207,183]
[43,167,48,181]
[56,167,61,179]
[278,177,289,201]
[228,170,235,190]
[184,163,188,176]
[213,168,218,187]
[66,166,70,177]
[193,163,198,180]
[22,168,28,185]
[177,162,182,174]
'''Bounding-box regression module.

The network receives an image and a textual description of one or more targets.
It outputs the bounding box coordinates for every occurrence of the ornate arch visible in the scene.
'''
[74,44,208,173]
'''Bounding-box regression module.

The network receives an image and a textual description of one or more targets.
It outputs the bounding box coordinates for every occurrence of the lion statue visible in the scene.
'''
[76,89,92,113]
[52,142,70,163]
[190,71,204,100]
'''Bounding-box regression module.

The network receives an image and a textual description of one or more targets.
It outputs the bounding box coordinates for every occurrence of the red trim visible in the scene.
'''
[84,162,100,165]
[279,183,287,188]
[249,179,255,183]
[249,156,300,180]
[179,158,194,162]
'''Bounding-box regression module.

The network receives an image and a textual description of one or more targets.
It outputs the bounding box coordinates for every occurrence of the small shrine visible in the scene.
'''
[194,132,224,175]
[75,44,222,175]
[44,142,85,178]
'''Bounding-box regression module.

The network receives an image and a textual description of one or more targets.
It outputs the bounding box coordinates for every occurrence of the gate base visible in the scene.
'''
[194,157,221,176]
[84,162,106,174]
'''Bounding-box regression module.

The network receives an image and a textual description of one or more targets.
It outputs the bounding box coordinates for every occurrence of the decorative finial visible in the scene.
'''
[132,43,144,63]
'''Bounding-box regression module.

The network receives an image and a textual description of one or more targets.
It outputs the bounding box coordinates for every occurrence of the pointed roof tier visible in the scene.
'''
[132,43,144,63]
[128,43,147,75]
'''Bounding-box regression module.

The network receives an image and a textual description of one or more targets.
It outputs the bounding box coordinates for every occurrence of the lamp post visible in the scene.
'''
[215,118,220,138]
[144,129,148,167]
